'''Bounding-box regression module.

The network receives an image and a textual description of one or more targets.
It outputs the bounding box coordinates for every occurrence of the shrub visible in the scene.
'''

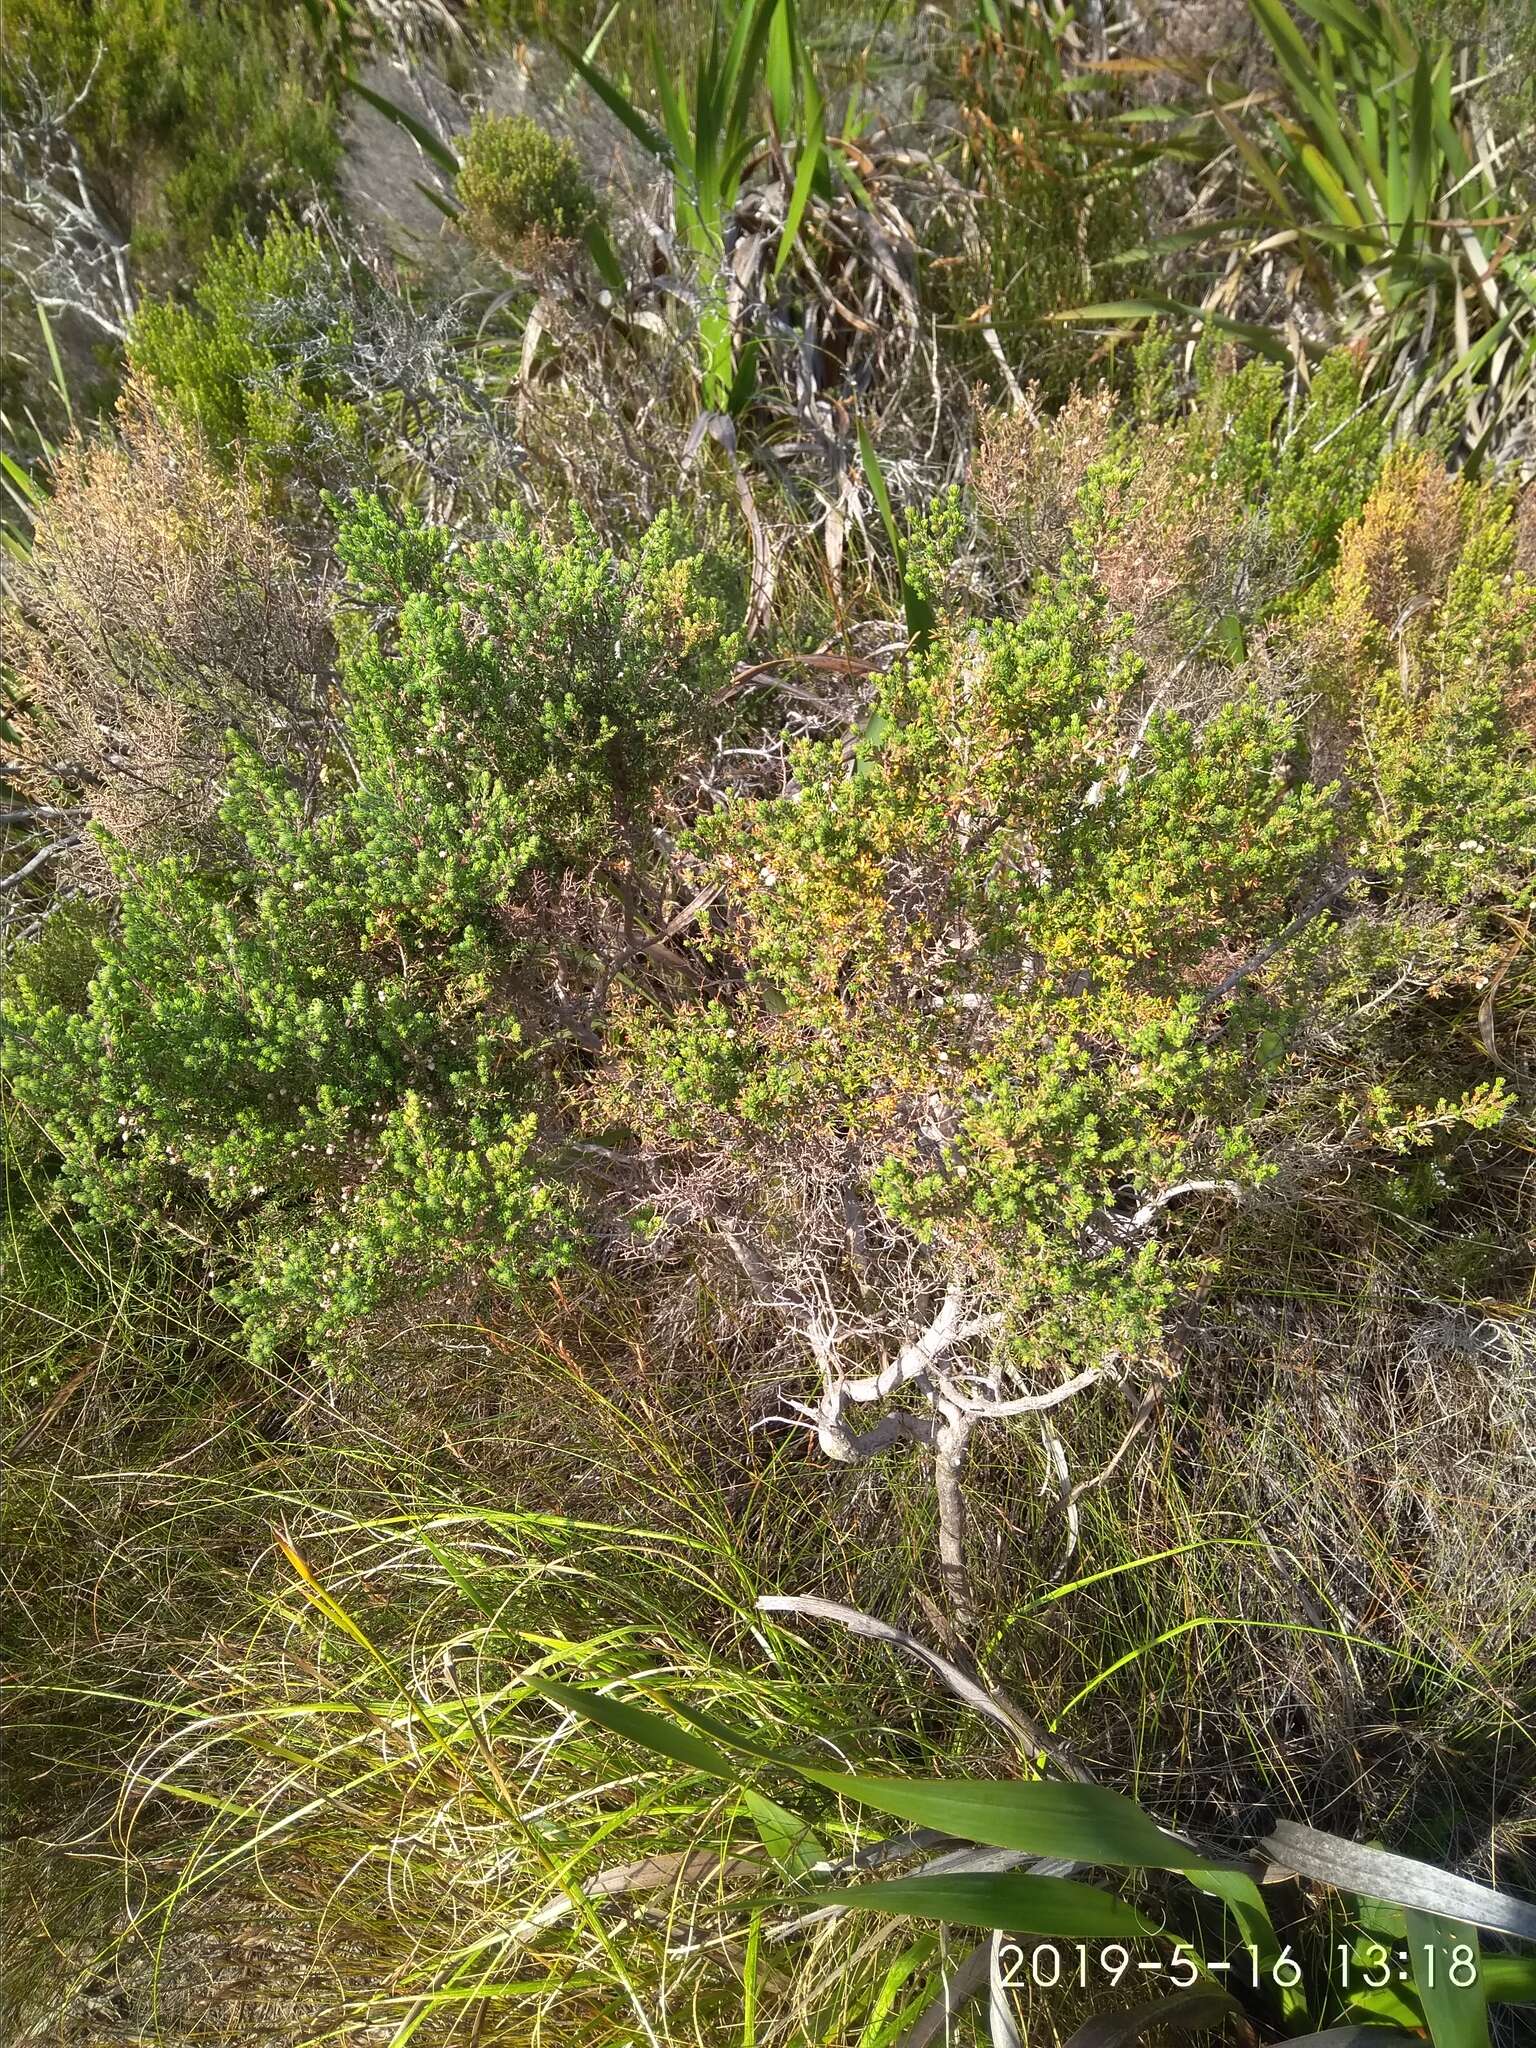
[0,0,340,283]
[126,218,530,508]
[973,347,1387,660]
[600,421,1535,1595]
[454,112,599,265]
[2,386,332,886]
[128,219,363,489]
[607,563,1340,1367]
[2,498,742,1365]
[1311,449,1536,906]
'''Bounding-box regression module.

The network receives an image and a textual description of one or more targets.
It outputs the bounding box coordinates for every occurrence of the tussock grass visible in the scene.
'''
[5,1249,1532,2042]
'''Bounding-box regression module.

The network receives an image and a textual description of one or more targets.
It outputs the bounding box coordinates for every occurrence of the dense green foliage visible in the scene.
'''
[9,364,1532,1389]
[0,0,340,278]
[4,5,1536,2044]
[455,111,600,260]
[4,501,741,1360]
[128,218,363,484]
[607,406,1534,1373]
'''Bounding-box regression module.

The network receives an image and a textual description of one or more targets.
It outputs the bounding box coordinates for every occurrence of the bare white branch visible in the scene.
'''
[2,61,137,343]
[1128,1179,1243,1232]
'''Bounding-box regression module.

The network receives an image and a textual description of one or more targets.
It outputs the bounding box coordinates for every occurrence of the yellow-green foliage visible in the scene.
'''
[1313,451,1536,904]
[455,113,599,264]
[128,219,361,486]
[8,373,1532,1379]
[606,432,1535,1372]
[3,499,742,1365]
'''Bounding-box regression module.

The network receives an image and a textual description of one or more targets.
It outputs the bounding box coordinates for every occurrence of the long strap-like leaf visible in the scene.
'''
[1263,1823,1536,1942]
[1062,1988,1246,2048]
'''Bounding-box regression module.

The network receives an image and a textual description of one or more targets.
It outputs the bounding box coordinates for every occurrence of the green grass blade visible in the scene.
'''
[584,219,627,293]
[1297,140,1369,234]
[773,86,824,280]
[554,35,672,166]
[1046,297,1299,363]
[344,76,460,177]
[1429,48,1469,183]
[1385,75,1408,237]
[693,21,724,204]
[1248,0,1381,228]
[1480,1957,1536,2005]
[1404,1913,1490,2048]
[856,422,934,642]
[765,0,797,133]
[725,0,781,158]
[717,0,764,131]
[530,1676,745,1780]
[414,177,461,222]
[0,447,45,511]
[800,1771,1233,1875]
[1211,104,1299,218]
[649,37,694,172]
[35,304,74,429]
[741,1788,825,1875]
[1406,51,1436,246]
[1289,0,1376,35]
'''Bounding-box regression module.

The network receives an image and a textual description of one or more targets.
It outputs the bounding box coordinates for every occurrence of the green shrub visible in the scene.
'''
[605,430,1535,1378]
[454,112,599,264]
[2,498,742,1365]
[1315,450,1536,907]
[1189,348,1389,598]
[609,570,1337,1365]
[128,218,362,488]
[8,374,1530,1396]
[0,0,340,283]
[125,215,535,507]
[973,349,1387,671]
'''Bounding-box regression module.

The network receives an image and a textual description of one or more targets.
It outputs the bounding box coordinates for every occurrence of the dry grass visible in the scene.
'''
[5,1220,1533,2042]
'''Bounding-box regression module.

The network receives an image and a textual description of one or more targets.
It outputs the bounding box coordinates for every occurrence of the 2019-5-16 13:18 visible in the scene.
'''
[994,1940,1479,1992]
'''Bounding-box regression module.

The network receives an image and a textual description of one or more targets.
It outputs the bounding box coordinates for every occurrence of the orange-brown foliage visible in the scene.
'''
[3,387,333,886]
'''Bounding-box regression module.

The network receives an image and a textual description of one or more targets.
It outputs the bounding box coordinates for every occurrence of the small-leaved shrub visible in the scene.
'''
[604,409,1534,1377]
[454,112,600,266]
[128,218,363,489]
[3,386,332,885]
[3,499,742,1364]
[0,0,340,282]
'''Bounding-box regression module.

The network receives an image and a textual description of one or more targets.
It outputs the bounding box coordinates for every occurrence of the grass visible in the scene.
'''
[502,0,925,100]
[5,1243,1533,2042]
[1069,0,1536,462]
